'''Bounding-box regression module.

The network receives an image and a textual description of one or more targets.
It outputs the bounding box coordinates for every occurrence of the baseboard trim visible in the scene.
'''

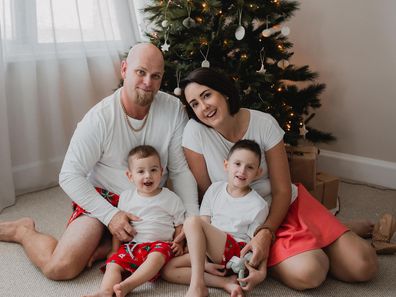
[318,149,396,190]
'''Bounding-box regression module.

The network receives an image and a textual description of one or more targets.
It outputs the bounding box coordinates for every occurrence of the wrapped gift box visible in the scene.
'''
[310,172,339,209]
[286,145,319,190]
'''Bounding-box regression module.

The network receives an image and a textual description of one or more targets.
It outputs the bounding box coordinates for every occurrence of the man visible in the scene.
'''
[0,43,198,280]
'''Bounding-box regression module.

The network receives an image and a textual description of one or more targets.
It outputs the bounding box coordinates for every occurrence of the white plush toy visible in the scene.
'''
[225,252,253,287]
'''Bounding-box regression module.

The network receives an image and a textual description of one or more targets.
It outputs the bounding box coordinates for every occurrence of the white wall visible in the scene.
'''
[288,0,396,188]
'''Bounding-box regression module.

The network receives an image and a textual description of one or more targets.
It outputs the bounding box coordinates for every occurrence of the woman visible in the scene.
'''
[165,67,378,292]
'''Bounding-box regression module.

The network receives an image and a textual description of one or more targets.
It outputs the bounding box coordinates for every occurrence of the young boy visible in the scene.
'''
[162,139,269,297]
[85,145,185,297]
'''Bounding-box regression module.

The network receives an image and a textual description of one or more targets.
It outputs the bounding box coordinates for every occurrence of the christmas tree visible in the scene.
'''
[141,0,335,145]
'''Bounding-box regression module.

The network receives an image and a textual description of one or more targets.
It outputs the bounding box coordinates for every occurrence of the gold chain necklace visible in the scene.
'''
[120,98,149,133]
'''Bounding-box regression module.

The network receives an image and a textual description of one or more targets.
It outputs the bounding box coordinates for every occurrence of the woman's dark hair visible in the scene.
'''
[180,68,241,123]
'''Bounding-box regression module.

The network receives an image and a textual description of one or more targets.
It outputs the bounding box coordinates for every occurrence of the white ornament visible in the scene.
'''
[262,28,273,37]
[257,47,266,74]
[161,20,169,28]
[299,124,309,138]
[182,17,196,28]
[257,64,266,74]
[235,26,245,40]
[281,26,290,36]
[235,9,245,40]
[161,41,170,52]
[174,87,182,96]
[277,59,289,69]
[201,59,210,68]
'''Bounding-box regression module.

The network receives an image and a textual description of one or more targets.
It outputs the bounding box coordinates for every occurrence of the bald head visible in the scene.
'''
[121,43,165,109]
[127,43,164,71]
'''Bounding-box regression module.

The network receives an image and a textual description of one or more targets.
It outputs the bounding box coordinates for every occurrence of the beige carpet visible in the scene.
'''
[1,182,395,297]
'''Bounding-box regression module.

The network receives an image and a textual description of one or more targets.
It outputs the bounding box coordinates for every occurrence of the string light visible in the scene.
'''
[200,38,208,46]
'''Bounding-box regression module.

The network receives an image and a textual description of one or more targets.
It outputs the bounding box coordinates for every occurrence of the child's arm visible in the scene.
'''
[171,224,184,256]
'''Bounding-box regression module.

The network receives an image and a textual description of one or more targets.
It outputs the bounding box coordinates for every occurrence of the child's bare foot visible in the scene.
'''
[0,218,35,242]
[114,283,131,297]
[185,283,209,297]
[344,219,374,238]
[223,275,244,297]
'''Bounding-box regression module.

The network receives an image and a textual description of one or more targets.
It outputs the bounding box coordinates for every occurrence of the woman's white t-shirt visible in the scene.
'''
[182,109,297,205]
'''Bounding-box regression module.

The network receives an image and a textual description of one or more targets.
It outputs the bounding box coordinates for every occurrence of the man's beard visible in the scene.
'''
[135,89,154,106]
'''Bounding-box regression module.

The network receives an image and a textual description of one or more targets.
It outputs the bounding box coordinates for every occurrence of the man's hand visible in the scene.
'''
[240,228,272,268]
[205,262,226,276]
[238,260,267,291]
[108,211,140,242]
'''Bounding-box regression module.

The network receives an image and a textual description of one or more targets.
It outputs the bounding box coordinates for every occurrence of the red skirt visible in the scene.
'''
[267,184,349,267]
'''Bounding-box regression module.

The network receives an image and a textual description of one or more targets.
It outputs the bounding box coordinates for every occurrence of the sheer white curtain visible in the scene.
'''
[0,0,141,211]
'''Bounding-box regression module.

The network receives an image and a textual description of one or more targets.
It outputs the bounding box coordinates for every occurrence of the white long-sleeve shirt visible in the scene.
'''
[59,88,198,226]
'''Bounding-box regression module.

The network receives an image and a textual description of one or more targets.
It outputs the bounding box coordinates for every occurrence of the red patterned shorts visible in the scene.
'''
[103,241,174,281]
[222,233,246,265]
[67,188,120,225]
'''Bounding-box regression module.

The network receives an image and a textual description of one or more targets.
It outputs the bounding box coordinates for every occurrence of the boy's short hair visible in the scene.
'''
[128,145,160,164]
[227,139,262,164]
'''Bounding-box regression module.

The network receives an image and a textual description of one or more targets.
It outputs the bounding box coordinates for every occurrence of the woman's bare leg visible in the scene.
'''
[343,219,374,238]
[270,249,329,291]
[0,216,104,280]
[324,231,378,282]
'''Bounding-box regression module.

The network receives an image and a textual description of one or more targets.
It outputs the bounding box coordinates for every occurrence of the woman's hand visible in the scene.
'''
[238,260,268,291]
[240,228,272,268]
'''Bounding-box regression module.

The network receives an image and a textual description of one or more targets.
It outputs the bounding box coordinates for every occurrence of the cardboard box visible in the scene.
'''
[286,145,318,190]
[310,172,339,209]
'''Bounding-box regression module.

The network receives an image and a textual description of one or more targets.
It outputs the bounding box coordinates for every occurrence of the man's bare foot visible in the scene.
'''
[114,283,132,297]
[223,275,244,297]
[185,283,209,297]
[87,235,112,268]
[0,218,35,242]
[82,291,112,297]
[344,219,374,238]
